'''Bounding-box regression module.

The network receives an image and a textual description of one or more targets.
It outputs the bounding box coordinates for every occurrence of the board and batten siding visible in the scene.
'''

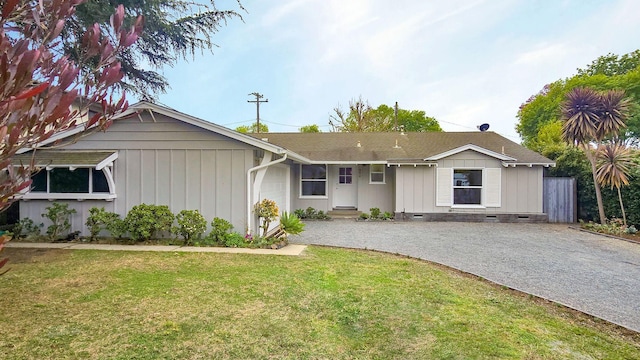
[395,150,544,214]
[356,165,394,213]
[22,113,255,234]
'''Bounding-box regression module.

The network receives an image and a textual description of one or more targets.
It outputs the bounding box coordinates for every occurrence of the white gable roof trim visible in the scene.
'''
[16,101,313,164]
[120,102,312,163]
[424,144,518,162]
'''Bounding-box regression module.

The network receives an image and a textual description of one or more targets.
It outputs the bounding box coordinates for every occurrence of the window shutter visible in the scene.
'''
[484,168,501,207]
[436,168,452,206]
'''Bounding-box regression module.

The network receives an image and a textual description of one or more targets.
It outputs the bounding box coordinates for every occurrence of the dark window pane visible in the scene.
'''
[302,165,326,180]
[371,173,384,183]
[453,170,482,186]
[454,188,481,205]
[31,171,47,192]
[339,168,346,175]
[345,167,352,176]
[339,175,352,184]
[50,168,89,193]
[302,181,326,196]
[92,169,110,193]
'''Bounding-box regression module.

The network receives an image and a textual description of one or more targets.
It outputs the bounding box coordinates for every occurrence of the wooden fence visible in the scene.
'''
[543,177,577,223]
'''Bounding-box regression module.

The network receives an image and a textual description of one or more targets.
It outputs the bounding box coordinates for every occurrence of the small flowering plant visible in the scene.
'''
[254,199,279,235]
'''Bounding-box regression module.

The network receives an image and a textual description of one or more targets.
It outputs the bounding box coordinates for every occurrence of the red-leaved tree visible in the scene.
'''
[0,0,143,212]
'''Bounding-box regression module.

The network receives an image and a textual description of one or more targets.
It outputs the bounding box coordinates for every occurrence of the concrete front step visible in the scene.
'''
[327,209,362,219]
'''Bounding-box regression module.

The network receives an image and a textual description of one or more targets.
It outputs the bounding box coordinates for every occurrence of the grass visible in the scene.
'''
[1,246,639,359]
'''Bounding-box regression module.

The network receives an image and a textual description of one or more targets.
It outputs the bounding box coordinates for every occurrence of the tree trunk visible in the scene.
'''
[617,186,627,226]
[583,146,607,224]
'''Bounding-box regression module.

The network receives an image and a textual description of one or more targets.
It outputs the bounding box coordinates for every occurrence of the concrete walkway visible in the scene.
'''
[293,220,640,332]
[5,242,307,256]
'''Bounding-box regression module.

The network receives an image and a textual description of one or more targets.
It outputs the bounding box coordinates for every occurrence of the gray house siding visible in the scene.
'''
[20,113,255,235]
[395,150,545,217]
[356,165,394,213]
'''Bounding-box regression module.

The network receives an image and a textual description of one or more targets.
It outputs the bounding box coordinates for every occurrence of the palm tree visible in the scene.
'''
[596,142,634,225]
[561,87,631,224]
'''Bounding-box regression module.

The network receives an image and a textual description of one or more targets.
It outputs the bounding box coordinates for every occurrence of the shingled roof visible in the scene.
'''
[250,132,554,165]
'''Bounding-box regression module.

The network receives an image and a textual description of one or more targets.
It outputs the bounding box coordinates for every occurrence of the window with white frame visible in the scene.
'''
[31,168,111,194]
[300,164,327,197]
[369,164,385,184]
[452,169,482,205]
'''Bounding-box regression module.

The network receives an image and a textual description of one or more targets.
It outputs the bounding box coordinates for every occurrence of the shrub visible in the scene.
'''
[224,232,246,248]
[255,199,279,235]
[13,218,43,239]
[42,202,76,240]
[370,208,381,219]
[359,213,369,220]
[280,212,305,236]
[207,217,234,245]
[124,204,174,242]
[173,210,207,245]
[86,207,123,241]
[382,212,393,220]
[295,207,331,220]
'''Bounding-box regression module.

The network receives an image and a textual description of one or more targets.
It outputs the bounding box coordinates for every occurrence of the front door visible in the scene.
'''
[333,165,357,208]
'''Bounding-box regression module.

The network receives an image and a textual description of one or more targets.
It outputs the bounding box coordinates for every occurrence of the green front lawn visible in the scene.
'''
[1,247,638,359]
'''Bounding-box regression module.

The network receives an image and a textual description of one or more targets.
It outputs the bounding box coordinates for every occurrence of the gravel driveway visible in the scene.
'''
[293,220,640,332]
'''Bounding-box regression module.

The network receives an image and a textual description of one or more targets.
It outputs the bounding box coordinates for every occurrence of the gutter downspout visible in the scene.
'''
[246,152,288,235]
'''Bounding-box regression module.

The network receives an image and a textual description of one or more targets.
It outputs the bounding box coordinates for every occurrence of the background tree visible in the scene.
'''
[236,122,268,133]
[517,50,640,149]
[1,1,142,212]
[561,87,631,224]
[596,142,634,225]
[330,97,441,132]
[368,104,442,132]
[299,124,321,133]
[63,0,244,100]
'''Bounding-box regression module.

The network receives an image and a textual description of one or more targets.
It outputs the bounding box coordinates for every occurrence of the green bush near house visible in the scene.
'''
[280,211,305,236]
[173,210,207,245]
[124,204,174,242]
[86,207,125,241]
[42,202,76,240]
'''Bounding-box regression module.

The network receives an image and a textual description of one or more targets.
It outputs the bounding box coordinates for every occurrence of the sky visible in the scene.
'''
[154,0,640,142]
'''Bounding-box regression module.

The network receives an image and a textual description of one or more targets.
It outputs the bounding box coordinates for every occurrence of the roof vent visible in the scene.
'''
[393,139,401,149]
[261,138,268,142]
[356,141,361,148]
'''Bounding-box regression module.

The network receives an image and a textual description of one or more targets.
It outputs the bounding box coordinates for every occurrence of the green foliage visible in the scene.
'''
[67,0,243,100]
[86,207,124,241]
[359,213,369,220]
[369,104,442,132]
[173,210,207,245]
[254,199,279,234]
[581,218,637,236]
[223,232,246,248]
[279,212,305,236]
[236,122,269,133]
[124,204,175,242]
[517,50,640,148]
[207,217,234,245]
[294,207,331,220]
[330,97,442,132]
[369,208,381,219]
[13,218,43,239]
[42,203,77,240]
[382,212,393,220]
[299,124,321,133]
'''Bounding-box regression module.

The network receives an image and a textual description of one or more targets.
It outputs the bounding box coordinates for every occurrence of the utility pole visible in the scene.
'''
[247,92,268,133]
